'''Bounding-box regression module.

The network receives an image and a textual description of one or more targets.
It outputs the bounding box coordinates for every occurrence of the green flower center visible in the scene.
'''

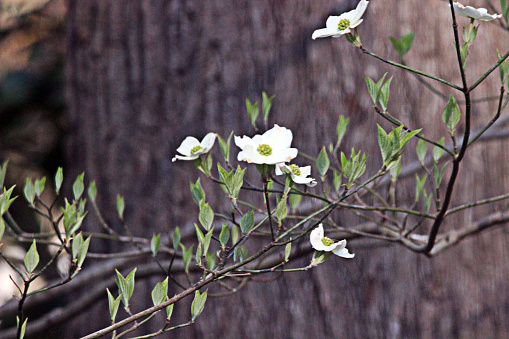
[289,164,301,176]
[257,144,273,156]
[190,145,203,154]
[338,19,351,31]
[321,237,335,246]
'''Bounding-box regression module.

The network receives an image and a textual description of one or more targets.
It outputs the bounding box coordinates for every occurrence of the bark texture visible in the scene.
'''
[65,0,509,337]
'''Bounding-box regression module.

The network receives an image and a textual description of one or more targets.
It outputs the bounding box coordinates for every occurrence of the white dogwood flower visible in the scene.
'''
[235,125,298,165]
[276,163,317,187]
[452,2,502,21]
[312,0,369,39]
[172,132,217,162]
[310,224,354,258]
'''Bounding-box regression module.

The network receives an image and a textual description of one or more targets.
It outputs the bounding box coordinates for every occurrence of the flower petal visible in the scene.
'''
[176,136,200,156]
[264,148,298,164]
[332,243,355,258]
[275,163,289,175]
[312,27,341,40]
[263,125,293,150]
[234,135,252,150]
[350,0,369,25]
[172,154,199,162]
[310,225,326,250]
[299,166,312,177]
[200,133,217,151]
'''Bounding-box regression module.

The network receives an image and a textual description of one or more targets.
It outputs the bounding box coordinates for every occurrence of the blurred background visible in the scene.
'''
[1,0,509,337]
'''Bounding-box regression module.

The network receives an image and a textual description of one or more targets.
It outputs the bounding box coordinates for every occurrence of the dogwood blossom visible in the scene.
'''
[310,224,354,258]
[452,2,501,21]
[312,0,369,40]
[172,132,217,162]
[235,125,298,165]
[276,163,317,187]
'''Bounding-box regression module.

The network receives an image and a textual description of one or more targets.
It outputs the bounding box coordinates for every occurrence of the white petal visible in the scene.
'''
[264,148,298,164]
[312,27,340,40]
[275,163,290,175]
[176,136,200,156]
[349,19,364,29]
[291,174,316,185]
[264,125,293,150]
[299,166,312,177]
[310,225,325,250]
[200,133,217,151]
[172,154,199,162]
[350,0,369,25]
[234,135,252,150]
[332,243,355,258]
[237,144,266,164]
[325,16,341,29]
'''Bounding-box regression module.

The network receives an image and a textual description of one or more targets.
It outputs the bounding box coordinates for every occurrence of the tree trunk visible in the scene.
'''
[65,0,509,337]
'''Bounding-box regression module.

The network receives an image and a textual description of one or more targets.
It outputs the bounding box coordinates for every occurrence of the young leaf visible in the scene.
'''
[246,98,259,130]
[55,167,63,194]
[379,76,393,112]
[336,115,350,149]
[433,138,445,161]
[77,236,91,268]
[219,223,230,249]
[24,178,35,205]
[217,131,234,163]
[190,178,206,206]
[415,174,427,203]
[0,217,5,241]
[316,147,330,177]
[442,95,461,134]
[173,227,181,251]
[199,200,214,231]
[88,181,97,202]
[116,194,125,220]
[151,278,168,306]
[166,302,174,321]
[416,139,427,163]
[284,243,291,262]
[107,288,122,322]
[262,92,275,125]
[191,290,208,321]
[365,75,379,106]
[73,173,85,201]
[72,232,84,261]
[180,244,194,274]
[17,317,27,339]
[24,240,39,274]
[0,160,7,189]
[240,211,254,234]
[151,233,161,257]
[310,251,331,266]
[34,177,46,197]
[275,197,288,222]
[289,193,302,213]
[389,32,415,60]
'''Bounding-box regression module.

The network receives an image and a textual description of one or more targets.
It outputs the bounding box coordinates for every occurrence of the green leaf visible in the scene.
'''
[166,302,174,321]
[460,42,468,67]
[195,223,205,244]
[231,225,240,244]
[24,240,39,274]
[72,232,84,261]
[284,243,291,262]
[310,251,331,266]
[34,177,46,197]
[336,115,350,149]
[191,290,208,321]
[116,194,125,220]
[173,227,181,251]
[88,181,97,202]
[389,32,415,60]
[240,211,254,234]
[151,278,168,306]
[416,139,427,163]
[199,200,214,231]
[0,160,7,190]
[390,159,401,182]
[377,125,391,164]
[73,173,85,201]
[203,228,213,256]
[180,244,194,274]
[17,317,27,339]
[219,223,230,249]
[275,197,288,222]
[107,288,122,322]
[0,217,4,241]
[217,131,234,163]
[433,138,445,161]
[262,92,275,125]
[379,76,392,112]
[246,98,259,130]
[231,166,245,199]
[442,94,461,133]
[190,178,206,206]
[55,167,63,194]
[289,193,302,213]
[115,268,136,309]
[77,236,91,268]
[415,174,427,203]
[365,75,379,106]
[151,233,161,257]
[316,147,330,177]
[1,185,17,215]
[24,178,35,205]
